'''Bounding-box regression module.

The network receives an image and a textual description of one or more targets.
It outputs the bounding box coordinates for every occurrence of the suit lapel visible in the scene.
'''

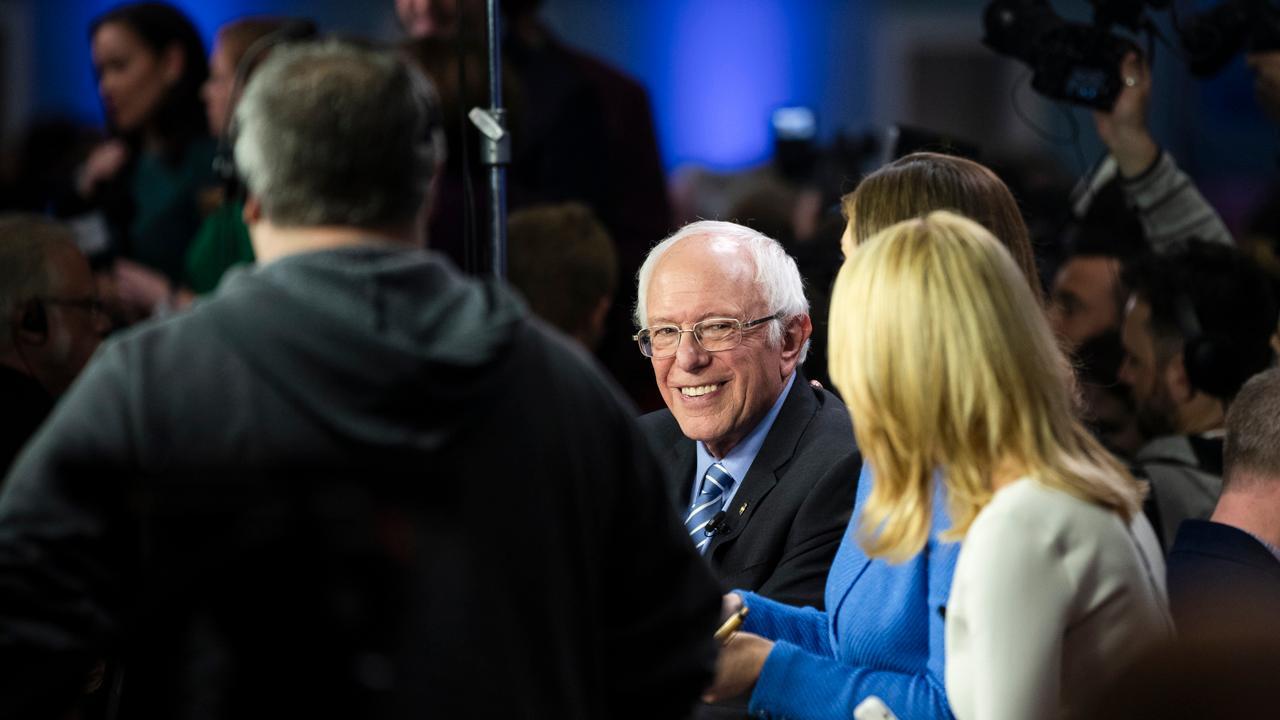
[706,467,777,558]
[707,374,818,559]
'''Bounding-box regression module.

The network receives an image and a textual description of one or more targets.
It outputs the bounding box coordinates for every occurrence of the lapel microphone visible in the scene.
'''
[704,511,730,537]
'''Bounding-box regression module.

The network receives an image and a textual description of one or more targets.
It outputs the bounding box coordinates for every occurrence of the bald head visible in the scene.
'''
[0,215,80,350]
[637,221,813,457]
[634,220,809,354]
[648,233,758,311]
[1223,369,1280,490]
[0,215,106,394]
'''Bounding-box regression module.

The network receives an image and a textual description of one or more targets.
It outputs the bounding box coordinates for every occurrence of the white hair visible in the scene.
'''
[634,220,810,362]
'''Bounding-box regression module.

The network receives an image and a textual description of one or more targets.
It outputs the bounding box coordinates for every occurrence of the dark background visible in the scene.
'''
[1,0,1276,231]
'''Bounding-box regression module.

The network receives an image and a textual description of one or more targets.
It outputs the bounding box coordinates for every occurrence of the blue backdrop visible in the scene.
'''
[15,0,1279,188]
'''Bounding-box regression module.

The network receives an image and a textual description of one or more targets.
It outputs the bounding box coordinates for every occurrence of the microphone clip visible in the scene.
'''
[704,510,729,538]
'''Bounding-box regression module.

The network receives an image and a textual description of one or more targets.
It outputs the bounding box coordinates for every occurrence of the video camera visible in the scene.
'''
[1179,0,1280,76]
[982,0,1164,110]
[983,0,1280,110]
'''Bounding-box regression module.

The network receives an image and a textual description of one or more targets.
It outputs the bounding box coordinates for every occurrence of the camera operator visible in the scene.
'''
[1054,50,1235,361]
[1089,51,1233,249]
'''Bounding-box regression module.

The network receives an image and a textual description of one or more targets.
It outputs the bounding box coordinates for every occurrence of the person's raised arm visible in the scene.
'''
[1093,51,1233,248]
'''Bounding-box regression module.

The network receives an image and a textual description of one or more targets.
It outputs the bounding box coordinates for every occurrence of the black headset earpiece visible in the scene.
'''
[19,299,48,336]
[213,19,321,200]
[1174,291,1256,400]
[9,299,50,392]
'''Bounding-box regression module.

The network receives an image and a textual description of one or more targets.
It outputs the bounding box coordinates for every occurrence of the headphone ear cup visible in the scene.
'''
[20,299,47,335]
[213,138,243,203]
[1183,333,1265,400]
[1182,335,1214,397]
[213,20,319,205]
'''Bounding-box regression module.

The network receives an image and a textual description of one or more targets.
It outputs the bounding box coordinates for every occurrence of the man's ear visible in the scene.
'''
[779,313,813,375]
[1164,348,1194,404]
[242,195,263,226]
[10,301,48,347]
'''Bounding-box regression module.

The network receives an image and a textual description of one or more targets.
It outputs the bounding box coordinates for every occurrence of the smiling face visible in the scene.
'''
[644,235,802,458]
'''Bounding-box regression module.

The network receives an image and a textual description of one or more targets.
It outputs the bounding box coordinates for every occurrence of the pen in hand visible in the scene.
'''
[714,605,749,644]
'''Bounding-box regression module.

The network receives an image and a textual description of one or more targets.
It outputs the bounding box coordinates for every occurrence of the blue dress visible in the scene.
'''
[738,466,959,719]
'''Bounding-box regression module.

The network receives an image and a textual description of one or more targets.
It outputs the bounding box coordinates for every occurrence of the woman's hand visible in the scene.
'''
[702,631,773,703]
[112,258,193,318]
[720,592,743,622]
[77,140,130,197]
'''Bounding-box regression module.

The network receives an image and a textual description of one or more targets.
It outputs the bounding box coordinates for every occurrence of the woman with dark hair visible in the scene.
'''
[182,16,314,295]
[82,1,217,284]
[109,16,319,316]
[840,151,1043,298]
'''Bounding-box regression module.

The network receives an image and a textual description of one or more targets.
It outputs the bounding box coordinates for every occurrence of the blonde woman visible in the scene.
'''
[829,211,1172,719]
[704,155,1040,719]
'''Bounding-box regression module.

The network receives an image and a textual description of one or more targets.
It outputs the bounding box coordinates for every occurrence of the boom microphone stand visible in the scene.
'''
[468,0,510,279]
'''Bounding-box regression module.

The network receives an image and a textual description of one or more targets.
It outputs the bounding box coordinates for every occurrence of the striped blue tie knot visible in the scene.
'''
[684,462,736,554]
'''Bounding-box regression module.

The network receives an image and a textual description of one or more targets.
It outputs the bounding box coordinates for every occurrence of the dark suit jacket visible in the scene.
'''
[1168,519,1280,637]
[639,373,861,609]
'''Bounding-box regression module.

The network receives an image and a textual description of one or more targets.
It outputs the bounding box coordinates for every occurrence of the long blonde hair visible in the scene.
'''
[828,211,1142,562]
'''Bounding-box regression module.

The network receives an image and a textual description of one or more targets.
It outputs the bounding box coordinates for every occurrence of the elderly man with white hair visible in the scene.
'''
[635,220,861,609]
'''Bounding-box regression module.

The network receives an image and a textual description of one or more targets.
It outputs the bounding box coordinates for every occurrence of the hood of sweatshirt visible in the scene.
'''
[205,245,527,453]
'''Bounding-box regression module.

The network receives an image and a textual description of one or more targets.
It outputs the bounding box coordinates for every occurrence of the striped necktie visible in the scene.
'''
[685,462,736,554]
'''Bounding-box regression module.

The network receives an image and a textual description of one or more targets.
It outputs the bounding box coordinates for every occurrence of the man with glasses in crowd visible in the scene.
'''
[0,214,108,477]
[634,220,861,612]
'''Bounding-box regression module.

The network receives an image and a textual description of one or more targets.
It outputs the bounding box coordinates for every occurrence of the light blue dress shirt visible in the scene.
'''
[688,372,796,511]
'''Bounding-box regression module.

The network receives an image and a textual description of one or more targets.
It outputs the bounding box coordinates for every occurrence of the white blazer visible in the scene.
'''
[945,477,1174,720]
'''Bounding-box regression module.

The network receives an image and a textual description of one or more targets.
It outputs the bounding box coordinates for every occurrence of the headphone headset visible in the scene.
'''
[8,299,50,396]
[1173,290,1271,400]
[212,19,321,199]
[19,299,47,337]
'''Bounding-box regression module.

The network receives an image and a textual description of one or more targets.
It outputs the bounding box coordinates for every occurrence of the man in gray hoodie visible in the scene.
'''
[0,40,719,718]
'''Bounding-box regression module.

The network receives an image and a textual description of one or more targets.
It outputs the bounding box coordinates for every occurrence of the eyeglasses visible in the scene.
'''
[633,313,781,359]
[41,296,106,316]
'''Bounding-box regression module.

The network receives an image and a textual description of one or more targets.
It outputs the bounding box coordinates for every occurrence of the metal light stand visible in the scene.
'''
[468,0,511,279]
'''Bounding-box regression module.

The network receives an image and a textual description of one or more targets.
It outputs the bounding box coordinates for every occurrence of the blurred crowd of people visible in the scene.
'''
[1,1,1279,718]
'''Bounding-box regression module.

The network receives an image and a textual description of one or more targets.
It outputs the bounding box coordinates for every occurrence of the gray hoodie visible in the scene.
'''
[0,245,720,718]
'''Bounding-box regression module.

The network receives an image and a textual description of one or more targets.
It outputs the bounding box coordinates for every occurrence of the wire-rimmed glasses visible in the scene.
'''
[633,313,781,358]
